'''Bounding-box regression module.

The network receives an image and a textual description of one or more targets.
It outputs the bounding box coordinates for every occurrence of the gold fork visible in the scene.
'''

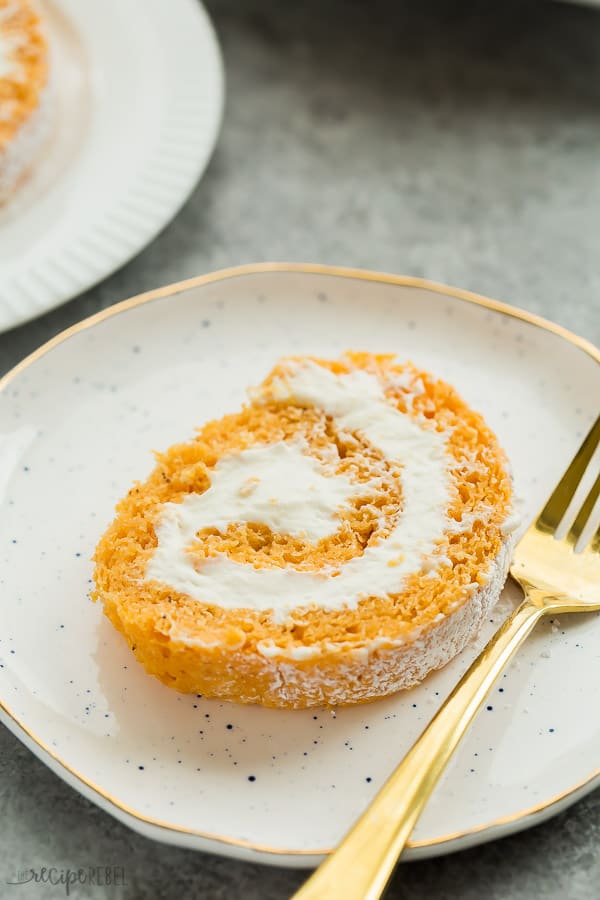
[293,416,600,900]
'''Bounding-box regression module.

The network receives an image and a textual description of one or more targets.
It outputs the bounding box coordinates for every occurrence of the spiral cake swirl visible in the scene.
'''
[93,352,515,708]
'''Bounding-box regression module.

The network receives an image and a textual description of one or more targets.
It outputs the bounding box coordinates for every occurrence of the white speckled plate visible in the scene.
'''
[0,0,223,333]
[1,264,599,867]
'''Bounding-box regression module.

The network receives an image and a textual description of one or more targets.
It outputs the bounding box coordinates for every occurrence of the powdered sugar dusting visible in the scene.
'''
[245,537,514,705]
[0,80,54,202]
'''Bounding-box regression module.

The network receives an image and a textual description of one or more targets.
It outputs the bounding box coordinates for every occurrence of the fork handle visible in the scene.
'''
[292,594,546,900]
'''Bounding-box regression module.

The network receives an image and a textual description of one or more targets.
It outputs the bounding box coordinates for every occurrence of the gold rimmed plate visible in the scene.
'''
[1,264,599,866]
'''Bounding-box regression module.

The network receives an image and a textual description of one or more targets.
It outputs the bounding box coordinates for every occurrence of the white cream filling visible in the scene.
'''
[148,439,366,545]
[256,635,405,661]
[146,361,453,623]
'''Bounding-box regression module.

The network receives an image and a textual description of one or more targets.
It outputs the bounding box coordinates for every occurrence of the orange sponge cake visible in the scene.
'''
[0,0,52,202]
[93,353,515,708]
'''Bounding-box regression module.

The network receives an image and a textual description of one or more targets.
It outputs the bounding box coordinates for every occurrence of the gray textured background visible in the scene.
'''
[1,0,600,897]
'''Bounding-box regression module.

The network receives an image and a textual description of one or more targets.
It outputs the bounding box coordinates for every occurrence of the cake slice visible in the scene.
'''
[0,0,53,203]
[93,352,515,708]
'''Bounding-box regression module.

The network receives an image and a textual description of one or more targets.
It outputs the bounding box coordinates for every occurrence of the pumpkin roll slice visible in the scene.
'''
[93,352,515,708]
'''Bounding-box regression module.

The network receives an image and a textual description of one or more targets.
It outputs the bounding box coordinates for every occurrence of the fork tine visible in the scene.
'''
[537,415,600,534]
[566,469,600,548]
[591,522,600,555]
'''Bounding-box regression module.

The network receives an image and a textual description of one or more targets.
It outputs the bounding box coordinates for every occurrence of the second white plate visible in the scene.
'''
[0,0,224,332]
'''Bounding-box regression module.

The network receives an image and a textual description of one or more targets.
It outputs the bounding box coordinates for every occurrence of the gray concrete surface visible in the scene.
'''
[1,0,600,897]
